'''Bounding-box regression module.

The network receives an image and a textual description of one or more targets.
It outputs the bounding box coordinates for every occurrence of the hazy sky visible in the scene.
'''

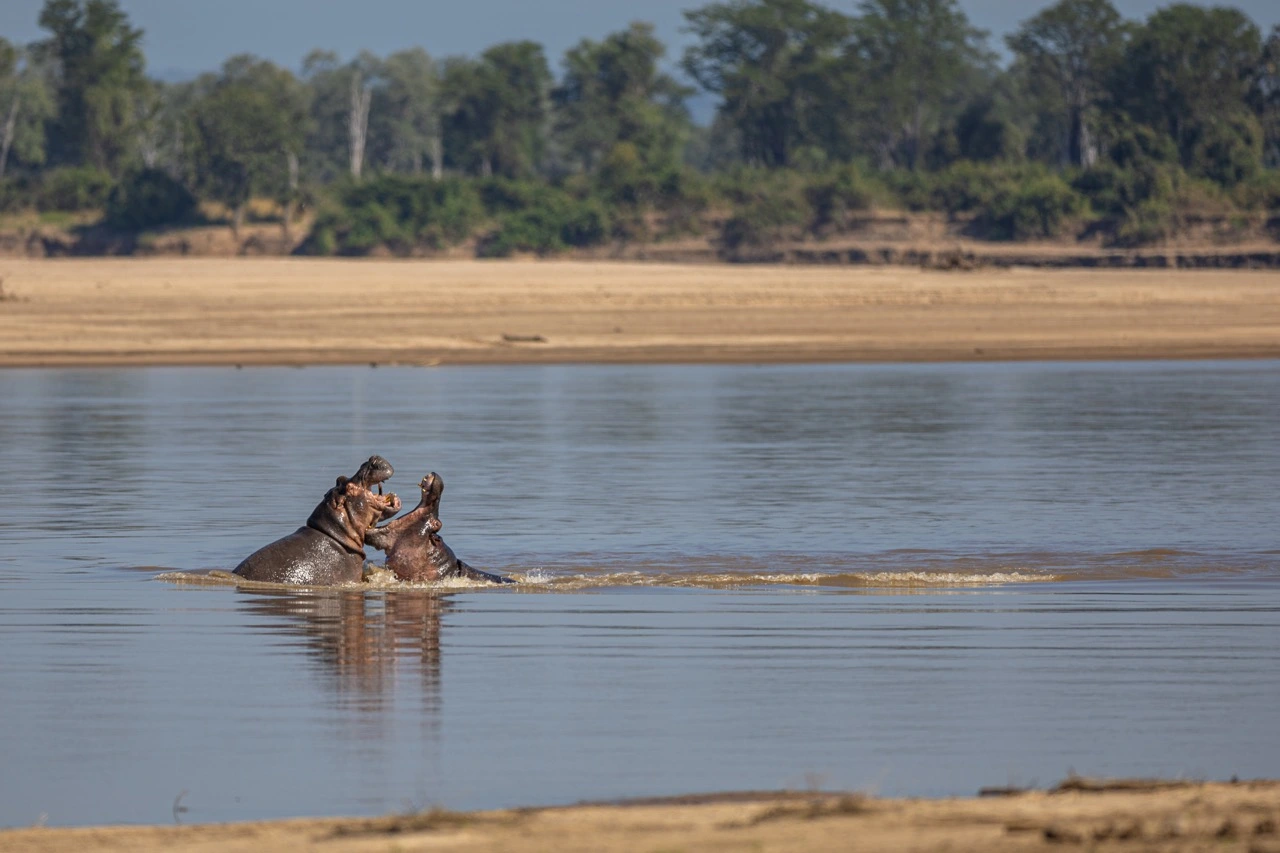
[1,0,1277,80]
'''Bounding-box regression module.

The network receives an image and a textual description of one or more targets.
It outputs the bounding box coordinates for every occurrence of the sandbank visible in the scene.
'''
[3,781,1278,852]
[0,258,1278,367]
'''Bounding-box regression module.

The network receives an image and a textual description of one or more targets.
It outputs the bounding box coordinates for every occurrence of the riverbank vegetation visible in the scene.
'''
[1,0,1278,256]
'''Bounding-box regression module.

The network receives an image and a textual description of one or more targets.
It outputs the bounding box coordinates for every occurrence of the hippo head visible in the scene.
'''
[349,455,395,493]
[415,472,444,519]
[306,456,402,553]
[366,472,443,551]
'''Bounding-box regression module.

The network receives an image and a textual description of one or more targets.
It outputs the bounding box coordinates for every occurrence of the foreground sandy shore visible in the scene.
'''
[4,781,1278,852]
[0,258,1278,366]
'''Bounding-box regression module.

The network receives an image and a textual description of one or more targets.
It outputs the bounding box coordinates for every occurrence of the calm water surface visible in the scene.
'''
[0,361,1277,827]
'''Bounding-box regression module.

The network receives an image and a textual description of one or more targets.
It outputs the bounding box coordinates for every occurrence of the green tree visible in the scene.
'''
[847,0,993,170]
[184,56,308,234]
[442,42,551,177]
[1007,0,1128,167]
[553,22,692,174]
[0,39,56,177]
[301,50,383,183]
[367,48,442,177]
[682,0,851,168]
[36,0,147,174]
[1257,25,1280,167]
[1111,4,1264,183]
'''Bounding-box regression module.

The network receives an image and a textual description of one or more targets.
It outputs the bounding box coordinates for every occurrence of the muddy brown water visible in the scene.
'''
[0,362,1277,827]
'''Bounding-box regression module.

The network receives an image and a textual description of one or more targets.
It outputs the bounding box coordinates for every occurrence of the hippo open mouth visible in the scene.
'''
[351,455,395,491]
[351,455,400,524]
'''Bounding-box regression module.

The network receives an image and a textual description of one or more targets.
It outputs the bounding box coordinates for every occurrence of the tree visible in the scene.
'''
[553,22,692,174]
[1111,4,1264,183]
[442,42,551,177]
[846,0,994,170]
[682,0,851,168]
[367,48,443,177]
[1257,25,1280,167]
[301,50,382,183]
[1007,0,1128,168]
[0,39,55,178]
[184,56,308,234]
[36,0,147,174]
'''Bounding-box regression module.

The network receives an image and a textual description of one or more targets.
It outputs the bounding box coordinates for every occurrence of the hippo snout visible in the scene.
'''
[352,455,394,489]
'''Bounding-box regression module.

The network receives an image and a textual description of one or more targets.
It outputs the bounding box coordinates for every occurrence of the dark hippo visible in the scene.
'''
[234,456,402,585]
[366,472,513,584]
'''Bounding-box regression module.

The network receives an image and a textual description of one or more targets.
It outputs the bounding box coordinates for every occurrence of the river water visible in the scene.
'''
[0,361,1277,827]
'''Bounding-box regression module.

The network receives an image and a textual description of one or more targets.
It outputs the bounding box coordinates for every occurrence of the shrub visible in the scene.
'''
[1233,170,1280,211]
[652,168,713,239]
[975,176,1084,240]
[302,176,482,255]
[1188,111,1263,187]
[928,161,1006,213]
[717,170,811,250]
[103,169,198,231]
[1073,163,1177,217]
[1113,199,1178,247]
[36,167,114,212]
[0,177,30,213]
[478,193,611,257]
[806,165,884,234]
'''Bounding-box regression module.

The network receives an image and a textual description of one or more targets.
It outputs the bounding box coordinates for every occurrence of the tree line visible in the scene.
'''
[1,0,1278,252]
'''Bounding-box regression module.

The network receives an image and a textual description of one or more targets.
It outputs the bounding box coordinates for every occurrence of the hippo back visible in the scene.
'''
[233,527,366,585]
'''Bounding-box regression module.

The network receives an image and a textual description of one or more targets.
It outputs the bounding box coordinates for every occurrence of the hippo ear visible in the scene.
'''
[326,477,350,507]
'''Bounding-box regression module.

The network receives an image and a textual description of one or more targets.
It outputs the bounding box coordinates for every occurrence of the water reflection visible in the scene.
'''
[235,588,449,706]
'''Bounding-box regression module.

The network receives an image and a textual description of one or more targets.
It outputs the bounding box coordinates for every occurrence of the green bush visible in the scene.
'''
[0,177,31,213]
[975,175,1083,240]
[927,162,1006,213]
[717,170,811,250]
[36,167,114,212]
[476,177,556,215]
[1233,170,1280,211]
[478,193,611,257]
[1113,199,1178,247]
[654,168,713,238]
[103,169,198,231]
[806,165,884,234]
[1188,112,1263,187]
[1072,163,1177,216]
[303,176,483,255]
[880,169,931,211]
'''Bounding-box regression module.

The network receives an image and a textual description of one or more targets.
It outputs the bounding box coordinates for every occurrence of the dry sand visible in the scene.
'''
[0,258,1278,366]
[3,781,1278,853]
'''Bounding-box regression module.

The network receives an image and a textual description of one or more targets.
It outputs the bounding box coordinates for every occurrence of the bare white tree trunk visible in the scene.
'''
[138,126,159,168]
[1079,118,1097,168]
[349,73,372,180]
[282,150,299,240]
[0,94,20,179]
[430,134,443,179]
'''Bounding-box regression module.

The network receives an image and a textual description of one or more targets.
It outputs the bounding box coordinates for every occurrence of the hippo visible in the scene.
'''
[234,456,402,585]
[366,472,513,584]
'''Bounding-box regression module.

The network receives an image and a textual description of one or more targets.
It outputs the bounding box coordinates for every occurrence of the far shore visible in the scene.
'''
[0,257,1278,368]
[2,780,1277,852]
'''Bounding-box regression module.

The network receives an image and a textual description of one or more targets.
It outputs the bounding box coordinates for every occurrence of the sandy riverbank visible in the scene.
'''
[0,258,1278,367]
[3,781,1277,852]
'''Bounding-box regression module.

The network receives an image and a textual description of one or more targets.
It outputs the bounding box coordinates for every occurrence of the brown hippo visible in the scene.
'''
[366,472,513,584]
[234,456,402,585]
